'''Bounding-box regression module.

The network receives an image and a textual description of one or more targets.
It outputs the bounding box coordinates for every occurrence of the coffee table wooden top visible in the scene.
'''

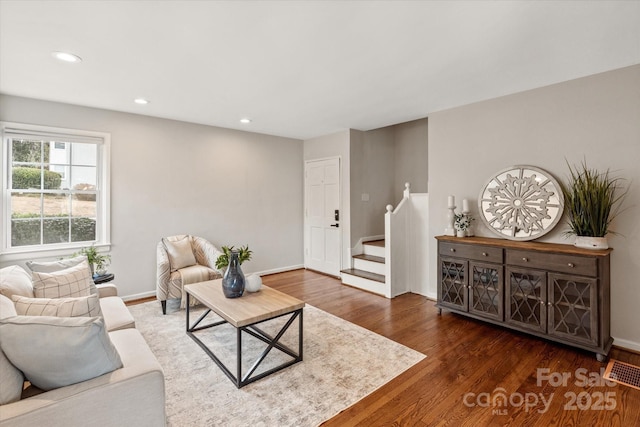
[185,279,305,328]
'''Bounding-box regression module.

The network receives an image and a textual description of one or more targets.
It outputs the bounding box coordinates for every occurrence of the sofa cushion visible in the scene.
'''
[13,294,102,318]
[31,260,94,299]
[99,297,135,331]
[0,295,24,405]
[163,236,196,271]
[26,255,88,273]
[0,315,122,391]
[0,265,34,299]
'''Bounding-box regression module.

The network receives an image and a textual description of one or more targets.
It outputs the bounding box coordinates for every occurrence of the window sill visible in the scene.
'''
[0,243,111,263]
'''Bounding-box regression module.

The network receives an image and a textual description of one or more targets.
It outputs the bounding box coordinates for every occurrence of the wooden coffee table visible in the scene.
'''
[184,279,305,388]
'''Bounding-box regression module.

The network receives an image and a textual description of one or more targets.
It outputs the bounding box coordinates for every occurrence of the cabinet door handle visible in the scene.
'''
[450,248,456,252]
[522,257,529,262]
[482,252,488,257]
[548,302,552,306]
[568,263,574,268]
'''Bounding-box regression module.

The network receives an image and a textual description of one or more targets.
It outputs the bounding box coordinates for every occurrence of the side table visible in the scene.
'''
[93,273,115,284]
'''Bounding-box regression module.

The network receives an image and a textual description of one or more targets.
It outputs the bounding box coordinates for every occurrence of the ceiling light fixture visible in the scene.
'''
[240,118,251,124]
[134,98,149,105]
[52,51,82,63]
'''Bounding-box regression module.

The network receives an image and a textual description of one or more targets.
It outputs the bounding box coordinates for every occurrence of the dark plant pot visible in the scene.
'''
[222,251,245,298]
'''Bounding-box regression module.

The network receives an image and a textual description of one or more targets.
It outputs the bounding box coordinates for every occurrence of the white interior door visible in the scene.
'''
[304,157,341,276]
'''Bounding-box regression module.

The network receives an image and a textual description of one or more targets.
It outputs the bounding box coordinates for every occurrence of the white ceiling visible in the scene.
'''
[1,1,639,140]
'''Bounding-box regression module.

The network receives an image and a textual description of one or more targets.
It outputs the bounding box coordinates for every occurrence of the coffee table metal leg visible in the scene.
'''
[237,328,242,388]
[238,309,303,387]
[186,306,304,388]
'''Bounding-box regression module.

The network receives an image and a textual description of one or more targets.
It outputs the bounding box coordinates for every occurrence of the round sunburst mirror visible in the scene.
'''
[478,165,564,241]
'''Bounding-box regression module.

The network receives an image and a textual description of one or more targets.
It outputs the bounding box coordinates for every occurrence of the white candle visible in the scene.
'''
[448,195,455,208]
[462,199,470,212]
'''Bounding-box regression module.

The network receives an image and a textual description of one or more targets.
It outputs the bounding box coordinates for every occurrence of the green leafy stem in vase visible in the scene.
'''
[215,245,252,270]
[454,213,474,231]
[72,245,111,275]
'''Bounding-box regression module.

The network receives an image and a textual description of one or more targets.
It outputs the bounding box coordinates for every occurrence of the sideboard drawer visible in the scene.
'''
[506,249,597,277]
[439,242,502,263]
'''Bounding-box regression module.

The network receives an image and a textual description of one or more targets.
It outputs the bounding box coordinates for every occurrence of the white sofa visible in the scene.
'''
[0,265,166,427]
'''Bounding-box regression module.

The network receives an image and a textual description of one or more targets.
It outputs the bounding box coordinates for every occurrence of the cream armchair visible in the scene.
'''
[156,235,223,314]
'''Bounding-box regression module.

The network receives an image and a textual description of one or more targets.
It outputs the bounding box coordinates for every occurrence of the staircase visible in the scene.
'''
[340,240,387,296]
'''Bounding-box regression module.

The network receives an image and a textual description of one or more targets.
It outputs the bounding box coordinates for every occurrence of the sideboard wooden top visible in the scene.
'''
[435,235,613,257]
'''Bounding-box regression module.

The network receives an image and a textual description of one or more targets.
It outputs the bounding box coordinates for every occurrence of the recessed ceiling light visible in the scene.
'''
[134,98,149,105]
[52,51,82,63]
[240,118,251,124]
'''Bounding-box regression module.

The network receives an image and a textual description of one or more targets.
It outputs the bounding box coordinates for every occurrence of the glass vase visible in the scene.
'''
[222,250,245,298]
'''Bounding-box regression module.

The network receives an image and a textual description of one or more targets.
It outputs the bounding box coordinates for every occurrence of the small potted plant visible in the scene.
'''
[454,213,474,237]
[73,245,111,276]
[561,160,628,249]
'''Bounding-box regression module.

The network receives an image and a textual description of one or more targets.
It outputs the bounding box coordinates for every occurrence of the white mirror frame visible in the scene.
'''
[478,165,564,241]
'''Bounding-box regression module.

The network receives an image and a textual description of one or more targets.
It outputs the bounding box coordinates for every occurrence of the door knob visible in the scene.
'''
[330,223,339,228]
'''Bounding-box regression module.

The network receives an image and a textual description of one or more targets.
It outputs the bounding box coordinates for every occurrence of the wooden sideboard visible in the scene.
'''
[435,235,613,361]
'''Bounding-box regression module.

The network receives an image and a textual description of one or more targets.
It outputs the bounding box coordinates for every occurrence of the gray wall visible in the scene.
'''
[350,128,395,243]
[0,95,304,299]
[428,65,640,350]
[393,118,428,199]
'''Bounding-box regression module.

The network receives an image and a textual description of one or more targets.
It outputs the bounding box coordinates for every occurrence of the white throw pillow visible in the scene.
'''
[0,265,34,299]
[26,255,88,273]
[163,236,197,271]
[0,295,23,405]
[13,294,102,318]
[31,260,93,299]
[0,316,122,391]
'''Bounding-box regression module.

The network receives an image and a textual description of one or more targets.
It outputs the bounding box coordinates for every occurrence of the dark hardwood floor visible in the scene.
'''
[261,269,640,427]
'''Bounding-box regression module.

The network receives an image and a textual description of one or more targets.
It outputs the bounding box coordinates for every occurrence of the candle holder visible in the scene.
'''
[445,205,456,236]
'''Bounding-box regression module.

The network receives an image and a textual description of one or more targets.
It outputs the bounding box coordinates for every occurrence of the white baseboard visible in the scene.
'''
[407,290,437,300]
[252,264,304,277]
[611,337,640,353]
[122,290,155,302]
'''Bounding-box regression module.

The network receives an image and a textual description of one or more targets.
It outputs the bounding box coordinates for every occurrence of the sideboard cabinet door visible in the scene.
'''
[505,267,547,334]
[438,257,468,311]
[469,261,503,321]
[548,273,598,346]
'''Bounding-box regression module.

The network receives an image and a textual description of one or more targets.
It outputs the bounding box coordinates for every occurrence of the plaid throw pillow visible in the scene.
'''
[32,260,93,299]
[12,294,102,318]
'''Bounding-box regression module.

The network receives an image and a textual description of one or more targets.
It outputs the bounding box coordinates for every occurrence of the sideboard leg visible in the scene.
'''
[596,353,607,363]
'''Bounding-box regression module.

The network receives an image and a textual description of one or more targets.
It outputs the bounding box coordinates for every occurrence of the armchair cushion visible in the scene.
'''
[0,316,122,391]
[12,294,102,318]
[162,236,197,271]
[31,260,94,299]
[0,265,34,299]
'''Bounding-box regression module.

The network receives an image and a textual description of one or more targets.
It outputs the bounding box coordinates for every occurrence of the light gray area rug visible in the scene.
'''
[128,300,425,426]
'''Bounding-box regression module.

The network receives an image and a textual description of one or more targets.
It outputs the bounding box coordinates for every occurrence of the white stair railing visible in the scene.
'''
[385,183,430,298]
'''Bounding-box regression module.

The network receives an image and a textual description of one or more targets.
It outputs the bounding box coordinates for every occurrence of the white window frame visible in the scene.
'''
[1,122,111,261]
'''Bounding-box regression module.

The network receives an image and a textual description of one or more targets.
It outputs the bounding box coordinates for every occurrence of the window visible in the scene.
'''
[1,122,110,255]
